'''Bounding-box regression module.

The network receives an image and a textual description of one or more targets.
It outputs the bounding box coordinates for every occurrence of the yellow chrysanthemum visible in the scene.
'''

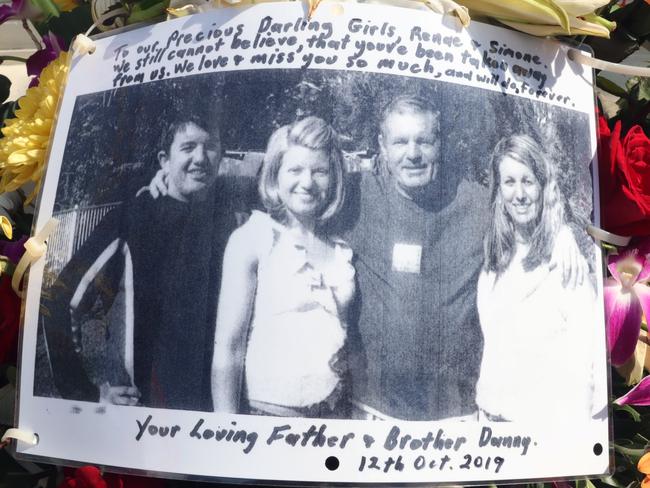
[0,51,69,205]
[53,0,79,12]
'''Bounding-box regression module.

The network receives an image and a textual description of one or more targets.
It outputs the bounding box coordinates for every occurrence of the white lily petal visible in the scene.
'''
[500,15,611,37]
[456,0,570,31]
[363,0,470,25]
[556,0,609,16]
[362,0,430,11]
[424,0,470,26]
[569,15,613,36]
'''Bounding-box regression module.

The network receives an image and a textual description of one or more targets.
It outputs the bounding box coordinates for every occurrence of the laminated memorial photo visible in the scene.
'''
[15,2,609,484]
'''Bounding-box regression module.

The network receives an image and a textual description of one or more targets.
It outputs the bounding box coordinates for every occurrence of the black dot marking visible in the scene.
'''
[325,456,339,471]
[593,443,603,456]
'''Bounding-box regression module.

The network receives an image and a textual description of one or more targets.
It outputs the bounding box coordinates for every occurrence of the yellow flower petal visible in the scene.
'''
[7,149,43,165]
[53,0,78,11]
[0,216,12,239]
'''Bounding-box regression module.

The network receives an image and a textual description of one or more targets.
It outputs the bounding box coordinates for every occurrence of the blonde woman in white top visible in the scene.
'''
[212,116,355,418]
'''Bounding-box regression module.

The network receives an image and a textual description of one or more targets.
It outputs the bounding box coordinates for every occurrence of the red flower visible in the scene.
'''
[59,467,111,488]
[0,275,21,365]
[59,467,165,488]
[600,116,650,236]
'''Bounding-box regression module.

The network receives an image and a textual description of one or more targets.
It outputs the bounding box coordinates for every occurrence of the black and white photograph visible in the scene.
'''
[15,3,609,483]
[34,67,600,423]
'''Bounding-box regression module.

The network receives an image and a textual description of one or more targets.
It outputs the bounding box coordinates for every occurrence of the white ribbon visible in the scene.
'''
[12,218,59,298]
[1,428,39,447]
[568,49,650,77]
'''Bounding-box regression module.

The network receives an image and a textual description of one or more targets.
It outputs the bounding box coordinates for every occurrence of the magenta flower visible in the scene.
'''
[0,236,27,264]
[616,373,650,406]
[0,0,59,27]
[0,0,49,24]
[605,250,650,366]
[26,33,66,85]
[0,0,26,23]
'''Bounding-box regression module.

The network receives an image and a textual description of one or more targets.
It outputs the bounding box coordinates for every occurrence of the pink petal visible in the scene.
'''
[605,281,643,366]
[607,254,623,282]
[616,375,650,406]
[639,256,650,282]
[551,483,573,488]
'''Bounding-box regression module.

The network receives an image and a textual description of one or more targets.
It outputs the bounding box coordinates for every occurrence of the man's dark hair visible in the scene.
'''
[158,113,221,155]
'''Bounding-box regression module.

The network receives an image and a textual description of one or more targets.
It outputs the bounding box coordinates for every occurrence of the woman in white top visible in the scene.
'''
[212,116,355,418]
[476,134,596,422]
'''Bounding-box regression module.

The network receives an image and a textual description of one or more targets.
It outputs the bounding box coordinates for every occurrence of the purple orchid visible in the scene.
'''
[0,0,44,24]
[616,372,650,406]
[26,32,66,86]
[0,236,27,265]
[0,0,26,24]
[605,249,650,366]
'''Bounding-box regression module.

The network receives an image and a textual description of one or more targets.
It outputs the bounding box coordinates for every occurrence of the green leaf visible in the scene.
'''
[28,0,60,18]
[597,76,629,98]
[577,479,597,488]
[137,0,166,11]
[615,403,642,422]
[637,78,650,102]
[41,4,92,47]
[0,101,17,134]
[126,0,168,24]
[626,76,639,92]
[599,474,627,488]
[614,442,646,461]
[0,75,10,105]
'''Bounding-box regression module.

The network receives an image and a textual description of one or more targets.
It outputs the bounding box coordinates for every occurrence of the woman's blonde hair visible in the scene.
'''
[258,116,345,225]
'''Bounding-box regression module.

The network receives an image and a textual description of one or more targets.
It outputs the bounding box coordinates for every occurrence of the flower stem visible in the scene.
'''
[0,56,28,63]
[613,443,646,458]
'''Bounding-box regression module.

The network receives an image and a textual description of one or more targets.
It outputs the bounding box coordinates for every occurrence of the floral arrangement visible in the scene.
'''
[0,0,648,486]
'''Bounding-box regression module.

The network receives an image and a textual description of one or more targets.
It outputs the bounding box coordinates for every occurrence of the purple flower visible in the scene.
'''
[0,0,44,24]
[616,373,650,406]
[0,0,25,23]
[27,33,66,86]
[604,249,650,366]
[0,236,27,265]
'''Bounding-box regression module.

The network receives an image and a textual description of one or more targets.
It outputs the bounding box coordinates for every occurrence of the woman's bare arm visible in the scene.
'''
[211,224,258,412]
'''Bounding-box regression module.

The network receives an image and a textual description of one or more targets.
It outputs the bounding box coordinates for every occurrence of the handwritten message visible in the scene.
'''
[133,414,535,476]
[109,13,574,107]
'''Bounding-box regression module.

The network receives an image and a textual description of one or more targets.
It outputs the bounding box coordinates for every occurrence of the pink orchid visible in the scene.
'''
[616,373,650,406]
[605,250,650,366]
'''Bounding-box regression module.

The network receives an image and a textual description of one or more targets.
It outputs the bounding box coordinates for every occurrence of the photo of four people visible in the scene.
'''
[35,68,601,423]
